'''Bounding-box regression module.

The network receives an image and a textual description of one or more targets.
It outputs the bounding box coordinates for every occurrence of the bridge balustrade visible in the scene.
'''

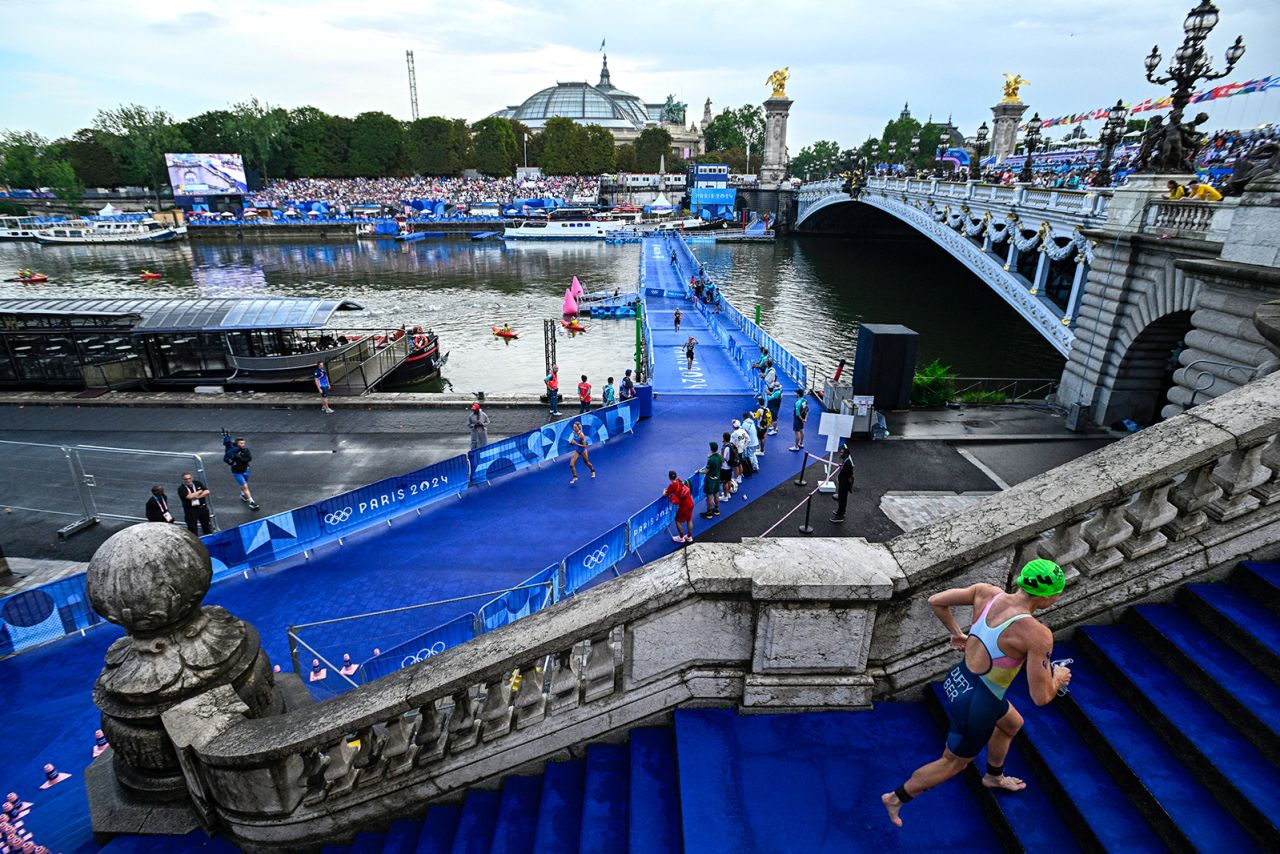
[153,366,1280,851]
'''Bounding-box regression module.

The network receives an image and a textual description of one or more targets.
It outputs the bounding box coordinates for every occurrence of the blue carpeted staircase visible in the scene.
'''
[198,561,1280,852]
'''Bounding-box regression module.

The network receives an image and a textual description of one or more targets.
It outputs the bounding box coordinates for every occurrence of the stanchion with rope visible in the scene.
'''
[798,492,815,534]
[794,447,809,487]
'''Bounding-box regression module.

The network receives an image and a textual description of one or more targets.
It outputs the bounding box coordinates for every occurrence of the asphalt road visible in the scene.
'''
[0,404,547,562]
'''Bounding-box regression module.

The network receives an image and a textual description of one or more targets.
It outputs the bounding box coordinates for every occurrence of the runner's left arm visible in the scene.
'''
[928,584,996,650]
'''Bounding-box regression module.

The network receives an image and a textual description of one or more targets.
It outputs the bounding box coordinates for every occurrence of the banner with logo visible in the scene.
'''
[0,575,103,657]
[357,612,478,683]
[469,401,638,486]
[564,522,630,595]
[628,495,677,551]
[478,564,559,632]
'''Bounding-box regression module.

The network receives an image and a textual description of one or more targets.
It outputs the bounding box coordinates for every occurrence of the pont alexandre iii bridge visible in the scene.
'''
[796,173,1280,427]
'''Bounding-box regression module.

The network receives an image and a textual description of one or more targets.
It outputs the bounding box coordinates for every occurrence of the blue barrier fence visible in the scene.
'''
[0,575,104,658]
[353,469,706,686]
[674,237,808,390]
[0,401,639,659]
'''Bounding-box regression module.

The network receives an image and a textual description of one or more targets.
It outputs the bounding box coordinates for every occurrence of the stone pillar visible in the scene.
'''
[1031,249,1049,295]
[759,97,793,188]
[1064,259,1088,324]
[990,101,1027,165]
[84,523,288,837]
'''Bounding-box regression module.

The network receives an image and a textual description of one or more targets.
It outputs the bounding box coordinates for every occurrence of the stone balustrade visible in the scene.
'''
[139,367,1280,850]
[1146,199,1233,238]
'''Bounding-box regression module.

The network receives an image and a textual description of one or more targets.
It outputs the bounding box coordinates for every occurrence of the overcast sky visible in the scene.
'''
[1,0,1277,150]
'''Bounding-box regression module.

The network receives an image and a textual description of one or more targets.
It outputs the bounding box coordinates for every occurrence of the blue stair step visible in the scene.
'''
[1130,603,1280,763]
[1181,583,1280,682]
[416,804,463,854]
[383,819,423,854]
[579,743,629,854]
[1005,671,1170,852]
[1236,561,1280,609]
[628,728,683,854]
[1080,624,1280,845]
[451,790,501,854]
[489,775,542,854]
[674,706,1004,851]
[926,683,1083,854]
[532,759,587,853]
[1059,636,1258,852]
[349,831,387,854]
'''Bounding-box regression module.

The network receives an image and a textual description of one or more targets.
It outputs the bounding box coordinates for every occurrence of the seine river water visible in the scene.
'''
[0,234,1063,394]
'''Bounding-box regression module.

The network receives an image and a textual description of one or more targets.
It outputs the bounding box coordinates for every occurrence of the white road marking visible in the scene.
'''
[955,448,1011,490]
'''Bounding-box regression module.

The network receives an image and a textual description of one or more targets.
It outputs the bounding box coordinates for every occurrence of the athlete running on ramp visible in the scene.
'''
[882,559,1072,827]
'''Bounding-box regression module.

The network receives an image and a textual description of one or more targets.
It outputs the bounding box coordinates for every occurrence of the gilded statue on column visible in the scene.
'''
[767,67,789,99]
[1001,73,1030,103]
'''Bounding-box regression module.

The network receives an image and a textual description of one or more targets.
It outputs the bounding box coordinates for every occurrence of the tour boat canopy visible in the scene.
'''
[0,297,364,333]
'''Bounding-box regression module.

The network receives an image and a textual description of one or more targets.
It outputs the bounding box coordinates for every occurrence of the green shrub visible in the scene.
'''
[911,359,957,407]
[957,389,1009,405]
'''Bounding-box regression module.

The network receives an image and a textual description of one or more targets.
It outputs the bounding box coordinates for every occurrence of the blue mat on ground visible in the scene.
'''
[0,235,829,853]
[674,705,1003,852]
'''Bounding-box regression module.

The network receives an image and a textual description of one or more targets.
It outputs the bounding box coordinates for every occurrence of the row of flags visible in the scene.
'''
[1033,74,1278,130]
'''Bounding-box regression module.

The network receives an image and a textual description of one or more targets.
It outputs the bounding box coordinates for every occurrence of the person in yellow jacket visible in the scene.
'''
[1165,180,1187,200]
[1187,177,1223,202]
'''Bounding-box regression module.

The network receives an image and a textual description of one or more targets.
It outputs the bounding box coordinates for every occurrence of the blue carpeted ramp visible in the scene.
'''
[674,706,1002,852]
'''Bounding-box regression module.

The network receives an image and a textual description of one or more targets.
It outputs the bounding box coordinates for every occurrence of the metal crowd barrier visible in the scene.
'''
[0,402,641,660]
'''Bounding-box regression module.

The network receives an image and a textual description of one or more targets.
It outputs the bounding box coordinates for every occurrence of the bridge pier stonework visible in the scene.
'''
[1058,173,1280,427]
[989,101,1027,165]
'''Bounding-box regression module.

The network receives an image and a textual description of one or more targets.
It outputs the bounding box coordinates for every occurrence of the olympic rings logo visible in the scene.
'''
[399,641,447,668]
[581,545,610,570]
[324,507,353,526]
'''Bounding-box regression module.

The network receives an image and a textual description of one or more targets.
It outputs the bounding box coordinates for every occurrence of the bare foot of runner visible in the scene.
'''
[982,774,1026,791]
[881,792,903,827]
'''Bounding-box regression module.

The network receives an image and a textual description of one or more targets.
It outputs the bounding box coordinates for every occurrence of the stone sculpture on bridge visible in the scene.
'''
[1134,109,1210,174]
[1001,73,1029,103]
[767,67,789,99]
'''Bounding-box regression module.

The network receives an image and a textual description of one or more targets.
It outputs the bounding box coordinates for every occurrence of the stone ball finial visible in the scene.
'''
[87,523,212,635]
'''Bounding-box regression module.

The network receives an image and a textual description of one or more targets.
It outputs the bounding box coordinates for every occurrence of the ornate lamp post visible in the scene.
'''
[1018,113,1043,184]
[888,139,898,170]
[1138,0,1245,173]
[1095,99,1129,186]
[910,134,921,175]
[971,122,989,181]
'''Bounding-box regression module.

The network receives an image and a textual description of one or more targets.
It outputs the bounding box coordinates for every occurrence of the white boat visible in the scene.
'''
[0,215,57,241]
[32,218,187,245]
[503,208,626,240]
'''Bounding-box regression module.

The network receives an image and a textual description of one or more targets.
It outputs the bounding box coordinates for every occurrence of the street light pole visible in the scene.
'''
[1018,113,1043,184]
[523,133,528,169]
[1138,0,1245,173]
[971,122,989,181]
[1095,99,1128,186]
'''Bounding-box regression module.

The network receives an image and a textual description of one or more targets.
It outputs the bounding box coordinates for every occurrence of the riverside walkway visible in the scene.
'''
[0,236,818,851]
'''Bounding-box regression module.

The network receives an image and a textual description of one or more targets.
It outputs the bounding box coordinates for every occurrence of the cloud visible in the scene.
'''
[0,0,1276,148]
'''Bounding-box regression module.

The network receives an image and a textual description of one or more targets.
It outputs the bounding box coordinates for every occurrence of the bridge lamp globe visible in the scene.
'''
[1183,0,1219,40]
[1144,45,1162,75]
[976,123,989,148]
[1224,35,1245,68]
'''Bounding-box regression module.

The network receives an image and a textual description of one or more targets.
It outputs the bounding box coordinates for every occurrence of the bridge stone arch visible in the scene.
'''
[796,178,1106,356]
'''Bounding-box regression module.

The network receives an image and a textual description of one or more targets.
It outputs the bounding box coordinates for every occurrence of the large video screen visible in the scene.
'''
[166,153,248,196]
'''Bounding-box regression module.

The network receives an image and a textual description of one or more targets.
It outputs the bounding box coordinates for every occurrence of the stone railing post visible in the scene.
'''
[83,524,297,840]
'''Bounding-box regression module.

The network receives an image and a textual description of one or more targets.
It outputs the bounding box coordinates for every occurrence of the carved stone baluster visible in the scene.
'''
[320,738,358,799]
[300,747,331,806]
[582,635,618,703]
[1119,483,1178,558]
[351,724,387,788]
[1207,443,1270,521]
[1037,519,1089,575]
[1075,502,1134,576]
[447,687,480,753]
[1251,436,1280,506]
[1162,464,1222,540]
[514,660,548,728]
[382,713,419,778]
[414,699,448,766]
[548,649,581,715]
[480,671,515,741]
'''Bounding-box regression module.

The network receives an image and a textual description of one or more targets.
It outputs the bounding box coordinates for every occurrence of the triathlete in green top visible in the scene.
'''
[882,559,1072,827]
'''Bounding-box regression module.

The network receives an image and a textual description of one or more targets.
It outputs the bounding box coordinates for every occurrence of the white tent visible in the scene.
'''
[648,193,673,214]
[98,202,121,217]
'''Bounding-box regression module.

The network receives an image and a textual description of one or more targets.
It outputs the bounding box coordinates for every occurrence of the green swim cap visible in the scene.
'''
[1017,559,1065,597]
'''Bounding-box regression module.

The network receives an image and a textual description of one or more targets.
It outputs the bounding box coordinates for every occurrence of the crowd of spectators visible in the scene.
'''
[1200,124,1279,169]
[249,175,600,211]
